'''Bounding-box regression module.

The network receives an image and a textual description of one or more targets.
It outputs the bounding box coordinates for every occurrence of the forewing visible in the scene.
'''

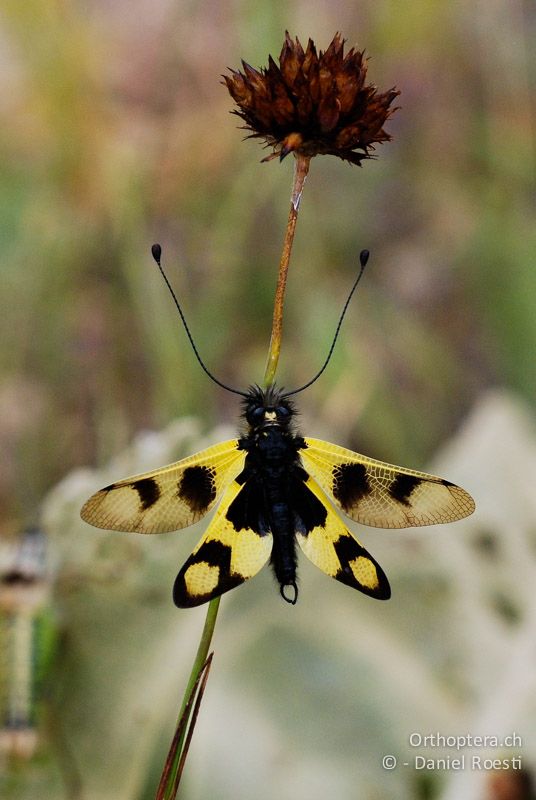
[81,440,245,533]
[173,478,272,607]
[293,474,390,599]
[300,438,475,529]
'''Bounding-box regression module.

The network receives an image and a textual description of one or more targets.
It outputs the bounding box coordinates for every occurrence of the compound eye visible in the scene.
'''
[276,405,290,418]
[250,406,265,422]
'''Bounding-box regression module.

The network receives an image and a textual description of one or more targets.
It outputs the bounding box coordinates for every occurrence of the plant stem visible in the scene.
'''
[156,654,213,800]
[263,153,311,388]
[161,597,220,799]
[177,597,220,728]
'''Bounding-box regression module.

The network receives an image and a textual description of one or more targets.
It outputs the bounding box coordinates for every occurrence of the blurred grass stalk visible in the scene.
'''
[0,528,49,761]
[154,154,310,798]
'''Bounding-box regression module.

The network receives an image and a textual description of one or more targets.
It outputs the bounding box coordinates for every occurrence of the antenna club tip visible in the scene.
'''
[359,249,370,267]
[151,243,162,265]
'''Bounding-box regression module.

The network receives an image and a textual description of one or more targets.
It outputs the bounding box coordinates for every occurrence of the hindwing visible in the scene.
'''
[293,474,390,599]
[80,440,245,533]
[173,477,272,607]
[300,438,475,529]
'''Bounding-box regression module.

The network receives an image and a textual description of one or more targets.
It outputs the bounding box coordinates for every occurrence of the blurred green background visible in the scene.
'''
[1,1,535,799]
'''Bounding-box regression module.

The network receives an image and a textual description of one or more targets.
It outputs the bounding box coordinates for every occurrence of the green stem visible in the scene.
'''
[176,597,220,727]
[263,153,310,387]
[162,597,220,799]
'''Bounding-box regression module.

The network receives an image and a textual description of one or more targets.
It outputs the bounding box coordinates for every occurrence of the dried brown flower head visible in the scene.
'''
[224,32,400,165]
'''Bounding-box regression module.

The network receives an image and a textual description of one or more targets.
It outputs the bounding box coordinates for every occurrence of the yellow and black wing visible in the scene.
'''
[80,440,245,533]
[300,438,475,529]
[295,475,390,599]
[173,478,273,607]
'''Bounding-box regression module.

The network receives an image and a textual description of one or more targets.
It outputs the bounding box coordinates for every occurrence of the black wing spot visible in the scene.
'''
[332,463,370,511]
[131,477,160,510]
[291,475,328,534]
[389,474,422,506]
[190,539,231,569]
[225,479,266,535]
[173,540,243,608]
[178,466,216,513]
[333,535,391,599]
[234,464,251,486]
[334,534,359,572]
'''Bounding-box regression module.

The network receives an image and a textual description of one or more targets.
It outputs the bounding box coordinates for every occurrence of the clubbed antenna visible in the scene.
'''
[283,249,370,397]
[151,244,248,398]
